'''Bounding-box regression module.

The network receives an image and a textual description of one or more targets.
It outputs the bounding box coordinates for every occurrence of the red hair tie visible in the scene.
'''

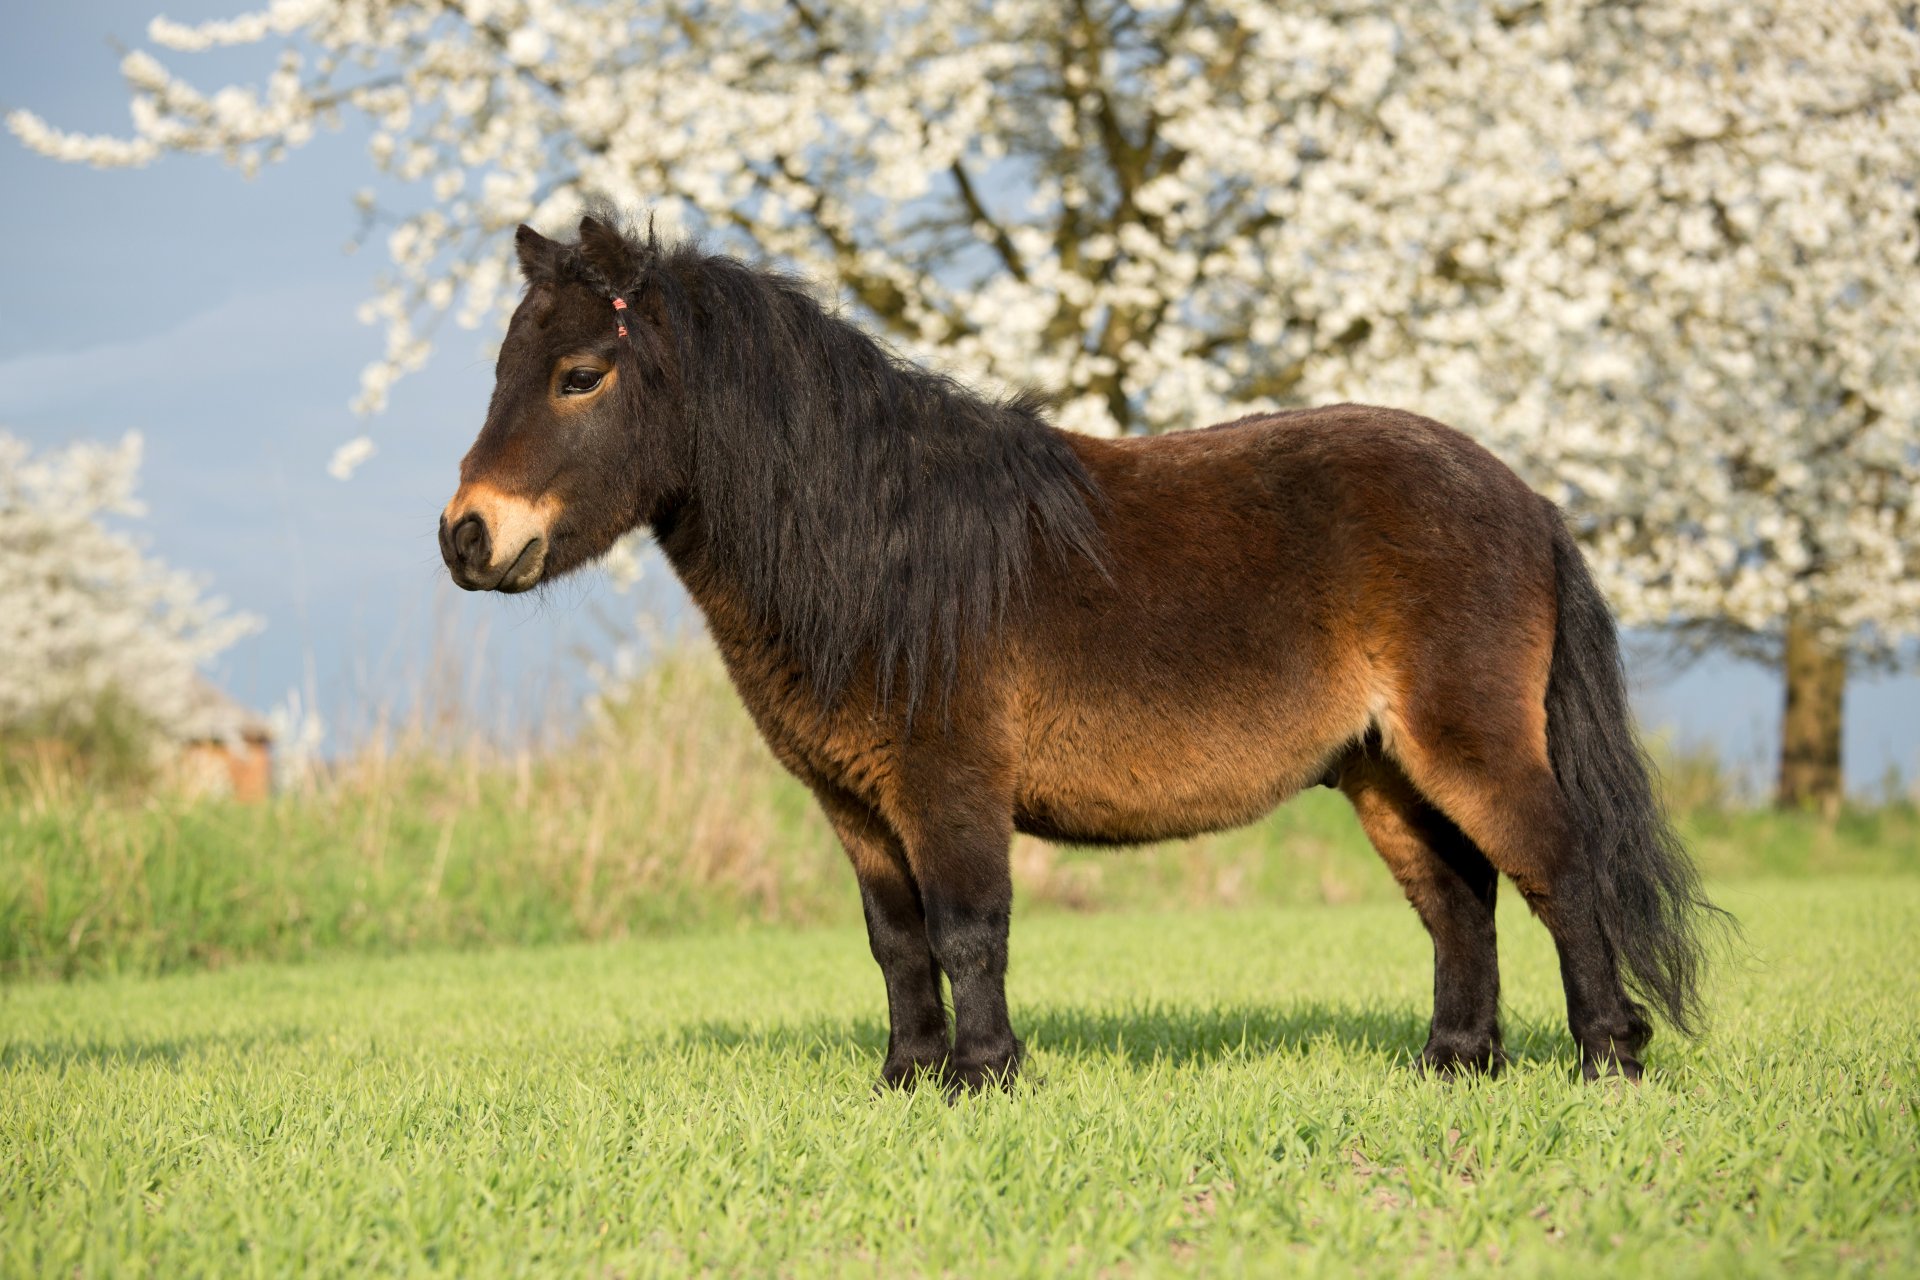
[611,295,629,338]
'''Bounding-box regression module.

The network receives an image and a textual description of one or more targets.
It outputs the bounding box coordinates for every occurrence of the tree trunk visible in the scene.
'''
[1776,611,1846,813]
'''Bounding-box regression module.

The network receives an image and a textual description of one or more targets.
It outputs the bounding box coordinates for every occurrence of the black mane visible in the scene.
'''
[538,217,1106,716]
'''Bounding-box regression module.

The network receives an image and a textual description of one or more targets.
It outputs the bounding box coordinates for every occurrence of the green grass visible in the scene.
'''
[4,878,1915,1277]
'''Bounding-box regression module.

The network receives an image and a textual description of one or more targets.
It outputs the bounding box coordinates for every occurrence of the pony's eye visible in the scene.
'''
[561,367,604,395]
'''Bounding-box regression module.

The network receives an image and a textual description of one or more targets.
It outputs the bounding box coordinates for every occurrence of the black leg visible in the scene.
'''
[1342,757,1505,1075]
[1418,827,1504,1075]
[891,794,1022,1093]
[1526,866,1652,1080]
[923,890,1022,1092]
[814,786,949,1088]
[1412,759,1652,1081]
[859,878,952,1087]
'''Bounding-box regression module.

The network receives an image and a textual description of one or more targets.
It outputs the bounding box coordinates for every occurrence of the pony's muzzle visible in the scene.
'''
[439,485,554,593]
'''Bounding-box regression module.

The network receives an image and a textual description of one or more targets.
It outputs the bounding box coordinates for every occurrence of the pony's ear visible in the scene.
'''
[578,214,640,288]
[515,224,560,284]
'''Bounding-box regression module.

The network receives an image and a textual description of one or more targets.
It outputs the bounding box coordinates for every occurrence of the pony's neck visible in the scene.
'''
[651,496,807,683]
[651,497,743,619]
[648,494,704,578]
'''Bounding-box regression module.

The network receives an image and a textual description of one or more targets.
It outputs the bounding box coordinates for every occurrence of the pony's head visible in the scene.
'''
[441,208,1103,713]
[439,212,685,593]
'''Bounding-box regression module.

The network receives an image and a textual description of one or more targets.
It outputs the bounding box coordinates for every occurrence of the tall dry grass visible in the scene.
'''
[3,642,1913,981]
[2,646,837,979]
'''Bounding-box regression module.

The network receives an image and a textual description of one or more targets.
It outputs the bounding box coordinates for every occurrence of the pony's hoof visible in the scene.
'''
[874,1051,949,1093]
[1417,1038,1506,1079]
[1579,1052,1644,1083]
[943,1044,1024,1099]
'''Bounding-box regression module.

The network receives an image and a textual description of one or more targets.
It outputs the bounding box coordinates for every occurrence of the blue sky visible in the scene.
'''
[3,1,1916,789]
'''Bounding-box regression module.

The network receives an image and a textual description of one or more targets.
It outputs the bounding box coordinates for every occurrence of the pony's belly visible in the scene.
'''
[1013,784,1297,845]
[1011,716,1342,846]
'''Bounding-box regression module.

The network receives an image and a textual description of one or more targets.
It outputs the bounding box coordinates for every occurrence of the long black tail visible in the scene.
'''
[1544,505,1726,1035]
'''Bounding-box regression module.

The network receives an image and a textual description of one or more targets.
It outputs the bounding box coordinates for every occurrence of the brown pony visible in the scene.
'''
[442,212,1720,1088]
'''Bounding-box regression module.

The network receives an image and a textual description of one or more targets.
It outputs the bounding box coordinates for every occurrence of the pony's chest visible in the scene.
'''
[670,554,897,803]
[707,630,898,804]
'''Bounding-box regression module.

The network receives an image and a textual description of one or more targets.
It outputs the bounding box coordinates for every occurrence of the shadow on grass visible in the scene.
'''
[0,1027,308,1071]
[664,1000,1571,1072]
[1026,1000,1424,1064]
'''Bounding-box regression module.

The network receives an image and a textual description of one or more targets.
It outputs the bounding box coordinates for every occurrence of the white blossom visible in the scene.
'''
[0,430,262,738]
[326,434,376,479]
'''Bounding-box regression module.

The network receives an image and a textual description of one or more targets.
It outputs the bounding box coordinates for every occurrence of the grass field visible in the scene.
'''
[5,877,1915,1277]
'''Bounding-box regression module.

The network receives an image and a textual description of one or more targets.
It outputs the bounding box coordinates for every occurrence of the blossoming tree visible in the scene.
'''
[1294,0,1920,808]
[12,0,1915,805]
[0,431,260,746]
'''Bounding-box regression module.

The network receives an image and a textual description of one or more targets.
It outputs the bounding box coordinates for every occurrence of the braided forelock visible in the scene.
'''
[569,200,662,303]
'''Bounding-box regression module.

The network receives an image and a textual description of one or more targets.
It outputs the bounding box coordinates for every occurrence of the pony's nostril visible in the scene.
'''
[451,513,489,568]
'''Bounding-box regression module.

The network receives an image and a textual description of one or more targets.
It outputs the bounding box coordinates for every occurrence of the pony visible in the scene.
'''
[440,211,1720,1089]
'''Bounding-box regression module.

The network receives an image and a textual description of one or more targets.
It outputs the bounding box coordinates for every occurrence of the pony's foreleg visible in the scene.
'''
[1339,753,1505,1075]
[814,785,951,1088]
[891,795,1021,1093]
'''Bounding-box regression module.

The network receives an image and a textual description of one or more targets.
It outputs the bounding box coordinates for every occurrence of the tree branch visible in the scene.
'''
[948,161,1027,282]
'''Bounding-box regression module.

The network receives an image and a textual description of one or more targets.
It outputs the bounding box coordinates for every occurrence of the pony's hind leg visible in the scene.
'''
[1338,750,1504,1075]
[813,784,951,1088]
[1389,731,1652,1080]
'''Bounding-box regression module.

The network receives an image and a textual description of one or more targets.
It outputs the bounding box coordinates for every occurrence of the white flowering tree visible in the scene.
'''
[1282,0,1920,808]
[0,431,260,754]
[12,0,1916,806]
